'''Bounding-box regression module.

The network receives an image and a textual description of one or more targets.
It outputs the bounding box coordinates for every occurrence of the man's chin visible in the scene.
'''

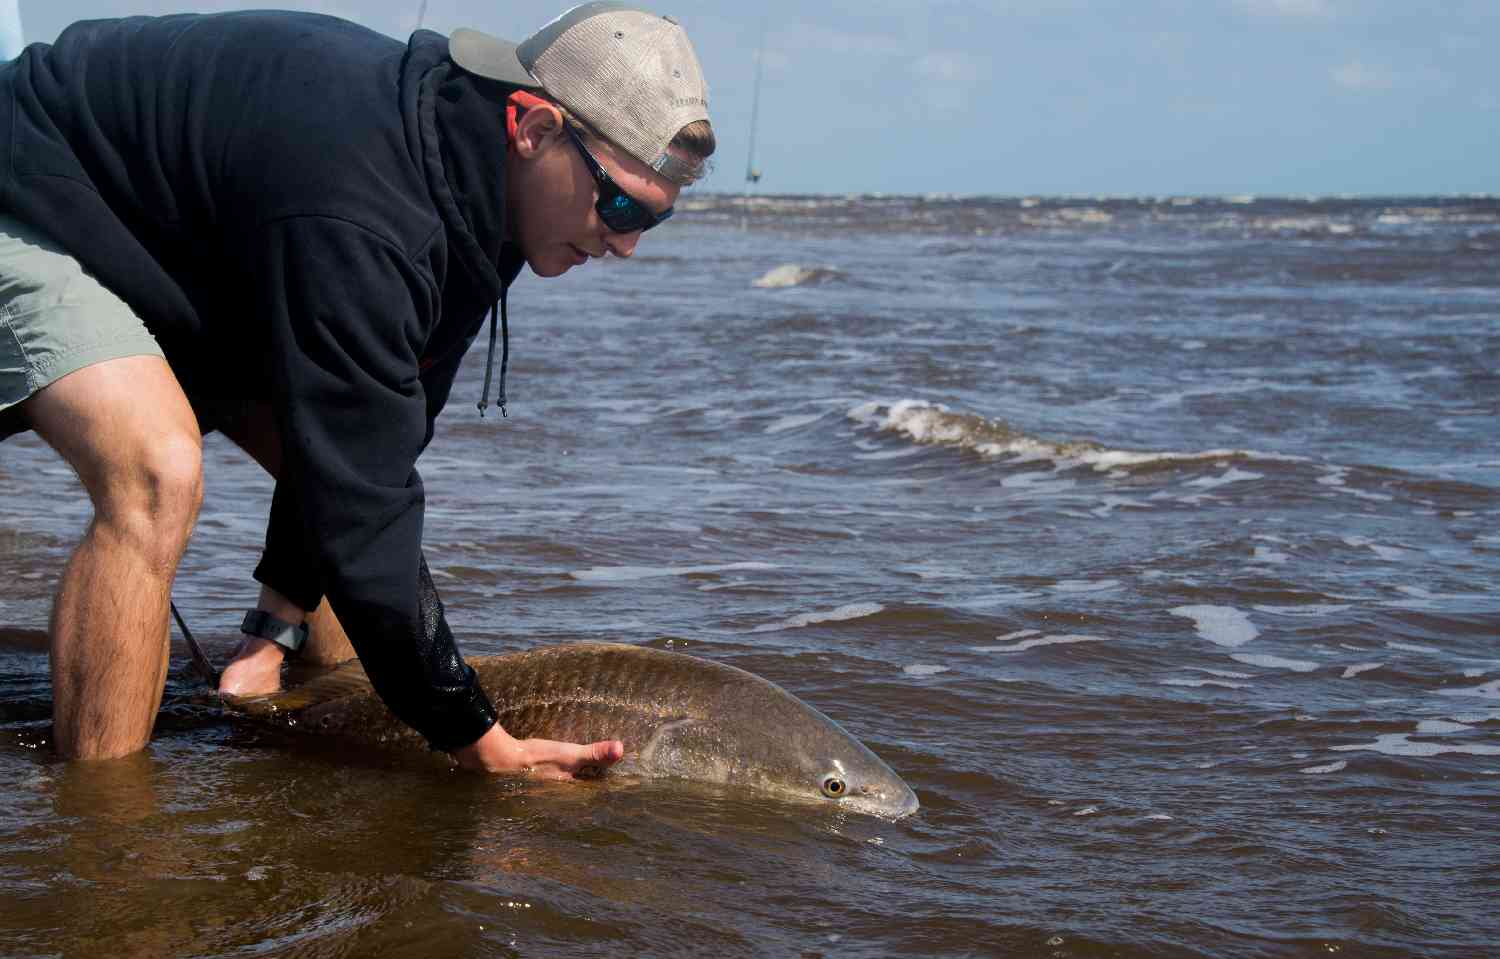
[526,251,574,279]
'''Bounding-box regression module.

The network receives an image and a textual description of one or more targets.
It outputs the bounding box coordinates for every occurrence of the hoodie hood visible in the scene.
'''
[407,29,519,302]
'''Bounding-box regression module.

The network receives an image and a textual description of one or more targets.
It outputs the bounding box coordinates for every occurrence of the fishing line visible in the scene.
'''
[169,601,221,688]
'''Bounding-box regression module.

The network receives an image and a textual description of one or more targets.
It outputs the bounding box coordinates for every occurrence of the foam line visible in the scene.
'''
[973,634,1106,653]
[571,561,777,582]
[751,602,885,633]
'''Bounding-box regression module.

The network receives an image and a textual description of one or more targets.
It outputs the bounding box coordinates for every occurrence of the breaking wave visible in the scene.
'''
[751,264,844,288]
[847,399,1297,472]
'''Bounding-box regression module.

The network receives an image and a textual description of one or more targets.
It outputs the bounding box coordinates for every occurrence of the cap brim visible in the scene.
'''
[449,28,544,88]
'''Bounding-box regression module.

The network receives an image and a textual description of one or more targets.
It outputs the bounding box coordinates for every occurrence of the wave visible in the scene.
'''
[751,263,844,289]
[847,399,1296,472]
[750,602,885,634]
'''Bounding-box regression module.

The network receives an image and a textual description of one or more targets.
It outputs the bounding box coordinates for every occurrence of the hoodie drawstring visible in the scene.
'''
[477,288,509,418]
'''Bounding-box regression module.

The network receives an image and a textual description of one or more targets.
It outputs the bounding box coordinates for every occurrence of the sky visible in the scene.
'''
[7,0,1497,196]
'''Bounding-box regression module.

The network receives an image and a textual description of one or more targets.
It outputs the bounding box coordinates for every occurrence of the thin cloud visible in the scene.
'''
[1332,60,1392,91]
[908,51,982,114]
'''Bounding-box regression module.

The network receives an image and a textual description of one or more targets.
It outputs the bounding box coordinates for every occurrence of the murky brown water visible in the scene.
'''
[3,196,1498,957]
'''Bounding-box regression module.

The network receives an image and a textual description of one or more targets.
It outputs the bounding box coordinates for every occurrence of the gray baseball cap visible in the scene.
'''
[449,2,710,184]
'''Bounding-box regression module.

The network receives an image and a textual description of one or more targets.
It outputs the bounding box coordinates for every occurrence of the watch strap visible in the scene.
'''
[241,609,309,655]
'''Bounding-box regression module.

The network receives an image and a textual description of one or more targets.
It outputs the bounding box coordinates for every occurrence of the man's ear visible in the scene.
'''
[511,102,565,159]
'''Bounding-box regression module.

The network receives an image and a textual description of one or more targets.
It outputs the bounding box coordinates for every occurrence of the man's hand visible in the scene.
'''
[219,586,303,697]
[218,635,285,697]
[451,723,625,780]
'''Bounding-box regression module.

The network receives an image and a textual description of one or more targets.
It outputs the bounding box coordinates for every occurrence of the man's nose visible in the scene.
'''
[603,228,641,258]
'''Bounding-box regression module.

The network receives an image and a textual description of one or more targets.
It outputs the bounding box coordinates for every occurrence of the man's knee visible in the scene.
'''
[99,431,204,548]
[26,355,204,549]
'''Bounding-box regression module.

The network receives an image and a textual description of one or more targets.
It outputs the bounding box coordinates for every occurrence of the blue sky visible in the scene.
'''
[8,0,1497,196]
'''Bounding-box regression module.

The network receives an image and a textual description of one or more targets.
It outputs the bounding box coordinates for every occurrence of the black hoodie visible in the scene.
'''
[0,11,525,749]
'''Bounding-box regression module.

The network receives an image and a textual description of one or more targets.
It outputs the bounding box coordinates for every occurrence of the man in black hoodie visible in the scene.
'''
[0,3,714,772]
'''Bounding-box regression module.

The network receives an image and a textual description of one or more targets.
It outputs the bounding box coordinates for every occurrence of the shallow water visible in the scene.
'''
[2,195,1497,957]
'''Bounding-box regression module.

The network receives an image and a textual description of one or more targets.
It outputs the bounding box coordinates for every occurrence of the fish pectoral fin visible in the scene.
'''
[632,716,703,771]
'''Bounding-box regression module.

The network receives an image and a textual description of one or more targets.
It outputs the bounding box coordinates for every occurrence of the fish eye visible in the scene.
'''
[821,775,847,798]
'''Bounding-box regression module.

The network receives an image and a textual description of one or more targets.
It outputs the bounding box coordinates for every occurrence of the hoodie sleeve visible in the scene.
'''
[249,214,497,751]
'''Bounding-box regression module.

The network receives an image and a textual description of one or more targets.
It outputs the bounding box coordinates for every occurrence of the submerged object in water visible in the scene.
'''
[751,263,841,288]
[235,642,920,820]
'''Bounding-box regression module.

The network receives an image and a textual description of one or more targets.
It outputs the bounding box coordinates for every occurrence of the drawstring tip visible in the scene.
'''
[499,403,507,418]
[476,401,487,418]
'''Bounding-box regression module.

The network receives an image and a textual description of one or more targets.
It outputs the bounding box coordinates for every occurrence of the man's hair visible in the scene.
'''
[670,119,717,166]
[556,101,716,178]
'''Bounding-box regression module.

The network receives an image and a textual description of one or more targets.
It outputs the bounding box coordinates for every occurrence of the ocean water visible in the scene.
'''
[1,195,1497,957]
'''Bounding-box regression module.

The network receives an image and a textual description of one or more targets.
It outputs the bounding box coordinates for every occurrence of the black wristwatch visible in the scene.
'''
[241,609,309,656]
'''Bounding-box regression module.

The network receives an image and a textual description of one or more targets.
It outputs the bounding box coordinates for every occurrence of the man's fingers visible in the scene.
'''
[586,739,625,764]
[572,739,624,779]
[568,739,624,780]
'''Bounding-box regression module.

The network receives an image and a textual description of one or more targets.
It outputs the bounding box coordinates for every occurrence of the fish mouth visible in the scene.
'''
[842,782,920,821]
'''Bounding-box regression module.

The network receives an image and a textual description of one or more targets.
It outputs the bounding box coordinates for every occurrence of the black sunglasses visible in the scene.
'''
[563,122,674,234]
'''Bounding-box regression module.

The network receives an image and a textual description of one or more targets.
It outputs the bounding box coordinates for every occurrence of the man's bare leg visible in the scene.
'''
[25,355,204,760]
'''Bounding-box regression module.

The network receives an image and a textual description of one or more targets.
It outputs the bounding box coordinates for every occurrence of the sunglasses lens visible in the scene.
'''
[599,192,652,233]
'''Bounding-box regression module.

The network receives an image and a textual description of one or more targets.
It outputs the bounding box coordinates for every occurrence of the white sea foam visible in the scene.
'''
[1436,679,1500,700]
[1160,677,1248,689]
[764,413,825,434]
[898,562,968,581]
[1343,536,1413,561]
[751,602,884,633]
[751,263,839,288]
[1386,641,1439,653]
[1251,547,1290,564]
[1416,720,1473,734]
[1090,496,1149,518]
[994,629,1040,642]
[903,664,950,677]
[1187,667,1255,679]
[1051,579,1120,594]
[1335,487,1394,503]
[1185,468,1263,489]
[1331,733,1500,757]
[1144,814,1174,821]
[1231,653,1318,673]
[1169,605,1259,647]
[1449,709,1500,725]
[571,561,778,582]
[846,399,1294,472]
[1341,663,1383,679]
[1299,760,1348,774]
[973,634,1107,653]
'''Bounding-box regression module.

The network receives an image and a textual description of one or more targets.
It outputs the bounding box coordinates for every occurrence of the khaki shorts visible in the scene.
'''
[0,212,164,440]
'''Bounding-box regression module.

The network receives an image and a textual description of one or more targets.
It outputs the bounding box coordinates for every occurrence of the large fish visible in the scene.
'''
[232,642,921,820]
